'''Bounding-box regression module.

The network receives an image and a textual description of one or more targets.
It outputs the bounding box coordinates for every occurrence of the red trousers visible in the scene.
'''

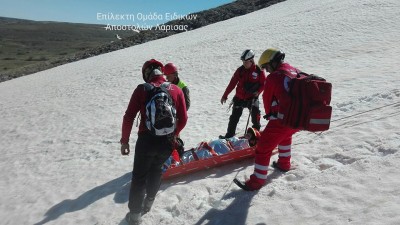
[252,120,299,182]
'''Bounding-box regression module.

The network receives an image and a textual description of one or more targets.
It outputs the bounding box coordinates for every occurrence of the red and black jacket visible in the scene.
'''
[121,76,188,144]
[222,64,266,100]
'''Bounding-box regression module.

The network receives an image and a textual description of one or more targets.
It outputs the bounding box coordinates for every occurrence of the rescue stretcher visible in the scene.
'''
[162,128,260,179]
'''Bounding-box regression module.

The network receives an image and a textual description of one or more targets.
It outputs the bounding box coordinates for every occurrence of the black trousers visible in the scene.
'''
[225,97,261,137]
[128,132,173,214]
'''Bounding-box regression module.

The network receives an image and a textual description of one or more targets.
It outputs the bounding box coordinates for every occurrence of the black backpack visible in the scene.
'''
[143,82,177,136]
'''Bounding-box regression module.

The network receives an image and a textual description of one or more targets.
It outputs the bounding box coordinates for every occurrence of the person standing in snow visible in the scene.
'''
[219,49,265,139]
[164,62,191,111]
[241,48,301,191]
[163,62,190,161]
[120,59,188,224]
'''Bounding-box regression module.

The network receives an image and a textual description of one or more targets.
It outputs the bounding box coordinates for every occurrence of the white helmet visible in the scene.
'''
[240,49,255,61]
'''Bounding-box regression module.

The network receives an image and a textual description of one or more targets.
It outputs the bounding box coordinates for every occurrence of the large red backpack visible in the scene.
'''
[278,71,332,132]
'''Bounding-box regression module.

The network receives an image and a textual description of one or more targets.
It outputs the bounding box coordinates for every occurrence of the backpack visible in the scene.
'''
[239,65,262,94]
[143,82,177,136]
[278,71,332,132]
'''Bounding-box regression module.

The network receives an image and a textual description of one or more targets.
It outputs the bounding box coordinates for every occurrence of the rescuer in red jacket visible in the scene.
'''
[242,48,301,191]
[219,49,266,139]
[164,62,190,111]
[120,59,187,224]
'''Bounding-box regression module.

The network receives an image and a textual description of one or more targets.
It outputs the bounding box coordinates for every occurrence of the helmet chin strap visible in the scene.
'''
[144,70,154,82]
[270,62,277,71]
[143,73,150,82]
[270,61,281,72]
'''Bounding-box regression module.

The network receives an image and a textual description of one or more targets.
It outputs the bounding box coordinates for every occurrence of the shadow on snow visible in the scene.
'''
[34,172,132,225]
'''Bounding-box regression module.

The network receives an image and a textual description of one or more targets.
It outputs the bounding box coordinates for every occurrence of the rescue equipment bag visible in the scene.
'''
[278,71,332,132]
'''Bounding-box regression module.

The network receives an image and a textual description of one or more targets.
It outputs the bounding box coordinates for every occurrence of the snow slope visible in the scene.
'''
[1,0,399,224]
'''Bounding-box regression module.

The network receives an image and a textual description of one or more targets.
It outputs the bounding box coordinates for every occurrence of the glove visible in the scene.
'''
[121,143,130,155]
[263,112,277,120]
[220,96,227,105]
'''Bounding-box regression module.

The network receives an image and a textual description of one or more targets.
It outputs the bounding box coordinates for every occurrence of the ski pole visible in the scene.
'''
[244,98,255,135]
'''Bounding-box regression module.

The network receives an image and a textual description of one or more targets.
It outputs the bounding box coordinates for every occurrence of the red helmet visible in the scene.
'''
[246,127,261,147]
[164,63,178,76]
[142,59,163,81]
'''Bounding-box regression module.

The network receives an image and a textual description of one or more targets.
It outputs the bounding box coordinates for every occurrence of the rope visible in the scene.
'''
[244,99,255,135]
[333,111,400,129]
[331,102,400,123]
[294,101,400,144]
[215,169,242,208]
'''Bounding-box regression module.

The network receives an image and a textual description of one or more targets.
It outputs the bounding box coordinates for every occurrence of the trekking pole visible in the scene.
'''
[244,98,255,135]
[226,100,233,113]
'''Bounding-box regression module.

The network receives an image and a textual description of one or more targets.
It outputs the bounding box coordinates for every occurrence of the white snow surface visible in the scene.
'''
[1,0,400,224]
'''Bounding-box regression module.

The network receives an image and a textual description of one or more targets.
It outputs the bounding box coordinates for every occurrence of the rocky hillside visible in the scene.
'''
[0,0,285,82]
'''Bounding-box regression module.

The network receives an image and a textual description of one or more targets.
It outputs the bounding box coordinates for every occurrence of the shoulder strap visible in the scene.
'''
[276,69,298,79]
[295,71,326,81]
[160,82,171,89]
[159,82,174,104]
[143,82,173,91]
[302,72,326,81]
[255,65,262,75]
[142,82,154,91]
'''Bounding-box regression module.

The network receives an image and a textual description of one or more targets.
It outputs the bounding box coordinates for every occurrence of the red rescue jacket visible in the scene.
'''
[262,63,301,119]
[120,76,188,144]
[222,64,266,100]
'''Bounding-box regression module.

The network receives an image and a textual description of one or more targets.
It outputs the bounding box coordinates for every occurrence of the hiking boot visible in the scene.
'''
[142,196,155,215]
[125,212,141,225]
[252,124,261,131]
[244,174,266,191]
[272,161,290,172]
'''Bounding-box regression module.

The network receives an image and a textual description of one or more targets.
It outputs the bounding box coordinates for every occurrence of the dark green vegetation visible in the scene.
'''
[0,0,285,82]
[0,17,133,81]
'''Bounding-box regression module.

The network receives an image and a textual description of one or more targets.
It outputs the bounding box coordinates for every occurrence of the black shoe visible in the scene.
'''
[125,212,141,225]
[142,196,155,215]
[252,124,261,131]
[272,161,289,173]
